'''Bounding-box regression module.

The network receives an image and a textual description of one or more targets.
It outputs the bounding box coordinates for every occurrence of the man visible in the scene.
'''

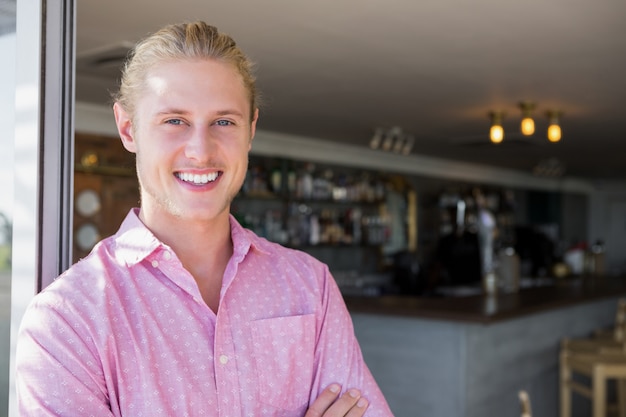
[16,21,393,416]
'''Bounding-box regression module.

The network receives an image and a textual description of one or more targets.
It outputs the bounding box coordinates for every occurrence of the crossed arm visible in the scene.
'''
[306,384,368,417]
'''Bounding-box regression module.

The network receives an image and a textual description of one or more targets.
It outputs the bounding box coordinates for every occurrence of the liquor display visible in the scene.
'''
[234,158,392,249]
[232,157,401,277]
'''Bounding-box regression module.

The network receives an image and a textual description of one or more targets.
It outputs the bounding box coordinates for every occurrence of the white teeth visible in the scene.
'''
[178,172,218,184]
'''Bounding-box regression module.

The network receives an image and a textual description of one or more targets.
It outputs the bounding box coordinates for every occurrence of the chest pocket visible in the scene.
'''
[251,314,316,411]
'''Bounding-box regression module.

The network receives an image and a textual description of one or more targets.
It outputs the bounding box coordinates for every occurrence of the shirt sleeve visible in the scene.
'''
[16,296,116,417]
[309,266,395,417]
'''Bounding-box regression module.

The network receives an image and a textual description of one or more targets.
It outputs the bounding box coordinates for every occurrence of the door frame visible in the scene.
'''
[9,0,75,414]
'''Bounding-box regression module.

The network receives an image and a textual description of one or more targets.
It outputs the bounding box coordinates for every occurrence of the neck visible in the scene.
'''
[139,208,233,312]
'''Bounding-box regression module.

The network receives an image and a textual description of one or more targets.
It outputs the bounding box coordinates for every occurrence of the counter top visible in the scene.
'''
[344,275,626,324]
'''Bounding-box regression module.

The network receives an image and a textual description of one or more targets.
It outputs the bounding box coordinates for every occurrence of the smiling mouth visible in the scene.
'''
[175,171,221,185]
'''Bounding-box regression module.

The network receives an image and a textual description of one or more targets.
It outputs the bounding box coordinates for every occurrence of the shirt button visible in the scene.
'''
[151,260,159,268]
[163,251,171,260]
[219,355,229,365]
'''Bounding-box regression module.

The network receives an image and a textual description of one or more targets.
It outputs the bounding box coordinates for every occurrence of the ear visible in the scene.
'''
[248,108,259,151]
[113,102,137,154]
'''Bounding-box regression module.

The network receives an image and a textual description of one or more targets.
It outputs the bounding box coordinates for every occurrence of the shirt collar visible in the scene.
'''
[112,208,269,267]
[229,214,270,261]
[113,208,162,266]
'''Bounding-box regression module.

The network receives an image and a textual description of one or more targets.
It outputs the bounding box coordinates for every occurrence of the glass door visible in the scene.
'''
[0,1,17,411]
[7,0,75,414]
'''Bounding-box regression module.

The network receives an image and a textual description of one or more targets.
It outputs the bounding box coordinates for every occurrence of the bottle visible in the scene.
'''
[270,168,282,195]
[300,167,313,200]
[287,168,297,196]
[309,214,320,246]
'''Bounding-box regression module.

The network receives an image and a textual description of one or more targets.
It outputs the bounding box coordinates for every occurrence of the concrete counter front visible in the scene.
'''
[346,277,626,417]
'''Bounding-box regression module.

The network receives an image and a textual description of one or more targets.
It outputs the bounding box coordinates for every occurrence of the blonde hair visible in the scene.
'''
[113,21,259,120]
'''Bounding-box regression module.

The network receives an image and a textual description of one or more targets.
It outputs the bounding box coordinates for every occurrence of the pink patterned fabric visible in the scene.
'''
[16,209,393,416]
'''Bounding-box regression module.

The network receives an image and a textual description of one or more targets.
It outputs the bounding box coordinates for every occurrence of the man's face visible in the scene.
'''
[114,58,258,226]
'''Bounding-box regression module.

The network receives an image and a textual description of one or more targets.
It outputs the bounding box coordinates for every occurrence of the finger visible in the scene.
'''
[323,388,365,417]
[345,395,369,417]
[305,383,342,417]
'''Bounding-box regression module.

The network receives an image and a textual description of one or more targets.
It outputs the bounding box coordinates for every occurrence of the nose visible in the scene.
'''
[184,126,215,162]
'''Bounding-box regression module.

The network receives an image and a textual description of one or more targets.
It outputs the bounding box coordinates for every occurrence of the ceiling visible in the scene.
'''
[75,0,626,183]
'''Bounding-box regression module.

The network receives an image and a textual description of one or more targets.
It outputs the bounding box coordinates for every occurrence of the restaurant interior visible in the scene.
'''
[2,0,626,416]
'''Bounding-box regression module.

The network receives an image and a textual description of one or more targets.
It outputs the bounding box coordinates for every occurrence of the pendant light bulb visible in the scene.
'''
[521,117,535,136]
[489,111,505,144]
[547,124,561,143]
[547,111,562,143]
[490,125,504,144]
[519,101,536,136]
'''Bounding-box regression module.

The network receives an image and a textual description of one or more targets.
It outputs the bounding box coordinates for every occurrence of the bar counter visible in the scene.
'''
[345,275,626,324]
[345,275,626,417]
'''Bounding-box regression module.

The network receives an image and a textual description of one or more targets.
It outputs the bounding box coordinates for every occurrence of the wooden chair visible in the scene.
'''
[560,299,626,417]
[560,348,626,417]
[519,390,532,417]
[568,298,626,352]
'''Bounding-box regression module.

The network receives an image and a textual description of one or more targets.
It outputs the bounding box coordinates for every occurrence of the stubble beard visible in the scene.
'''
[135,159,246,221]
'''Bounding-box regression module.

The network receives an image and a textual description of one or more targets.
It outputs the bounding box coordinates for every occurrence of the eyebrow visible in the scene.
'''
[215,109,246,118]
[156,108,188,117]
[156,108,246,118]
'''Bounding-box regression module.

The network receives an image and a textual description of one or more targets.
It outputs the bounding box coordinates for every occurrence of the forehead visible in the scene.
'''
[139,59,251,113]
[145,58,244,91]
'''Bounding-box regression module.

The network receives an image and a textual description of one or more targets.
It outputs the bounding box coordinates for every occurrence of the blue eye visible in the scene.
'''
[166,119,184,125]
[215,120,233,126]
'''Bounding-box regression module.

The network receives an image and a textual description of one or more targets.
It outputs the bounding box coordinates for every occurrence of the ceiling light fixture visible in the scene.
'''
[532,157,565,177]
[519,101,536,136]
[546,110,562,143]
[392,134,405,153]
[369,128,384,150]
[369,126,415,155]
[489,111,505,144]
[382,126,402,151]
[401,135,415,155]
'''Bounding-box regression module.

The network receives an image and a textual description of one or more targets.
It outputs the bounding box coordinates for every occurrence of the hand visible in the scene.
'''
[305,384,369,417]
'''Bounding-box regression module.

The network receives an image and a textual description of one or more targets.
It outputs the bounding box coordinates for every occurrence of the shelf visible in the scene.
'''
[75,164,135,178]
[236,193,384,206]
[289,243,382,249]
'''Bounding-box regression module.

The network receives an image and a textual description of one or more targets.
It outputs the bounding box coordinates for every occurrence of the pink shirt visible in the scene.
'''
[16,209,393,416]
